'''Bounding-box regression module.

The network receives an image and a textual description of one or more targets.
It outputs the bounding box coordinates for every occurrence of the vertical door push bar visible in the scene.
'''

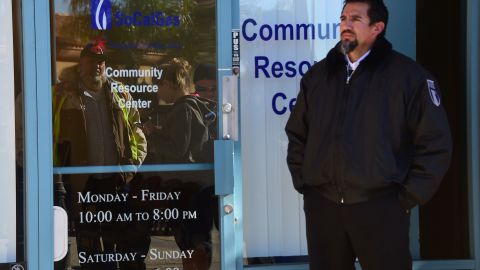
[214,75,239,196]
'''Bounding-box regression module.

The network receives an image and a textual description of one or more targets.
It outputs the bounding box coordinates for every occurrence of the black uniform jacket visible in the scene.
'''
[285,36,452,207]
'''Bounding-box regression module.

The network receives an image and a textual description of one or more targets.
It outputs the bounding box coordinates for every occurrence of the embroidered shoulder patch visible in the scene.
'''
[427,79,441,107]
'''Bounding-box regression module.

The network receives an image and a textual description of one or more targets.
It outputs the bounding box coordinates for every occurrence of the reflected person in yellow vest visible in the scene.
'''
[53,41,147,270]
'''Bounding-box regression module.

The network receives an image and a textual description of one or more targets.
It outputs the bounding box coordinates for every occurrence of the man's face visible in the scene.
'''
[195,79,217,101]
[79,56,106,85]
[157,79,176,104]
[340,2,383,54]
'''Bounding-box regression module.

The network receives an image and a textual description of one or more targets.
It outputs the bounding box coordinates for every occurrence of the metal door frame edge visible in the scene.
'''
[467,0,480,268]
[23,0,54,269]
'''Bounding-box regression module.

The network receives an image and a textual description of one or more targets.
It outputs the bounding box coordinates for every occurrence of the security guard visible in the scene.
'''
[285,1,452,269]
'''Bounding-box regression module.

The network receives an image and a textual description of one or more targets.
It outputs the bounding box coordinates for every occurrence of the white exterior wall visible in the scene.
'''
[240,0,342,258]
[0,0,18,263]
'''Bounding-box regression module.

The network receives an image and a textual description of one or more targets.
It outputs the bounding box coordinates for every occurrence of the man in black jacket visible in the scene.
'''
[285,0,452,269]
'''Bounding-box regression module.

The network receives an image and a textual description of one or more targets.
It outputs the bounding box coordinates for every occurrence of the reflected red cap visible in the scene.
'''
[80,41,107,61]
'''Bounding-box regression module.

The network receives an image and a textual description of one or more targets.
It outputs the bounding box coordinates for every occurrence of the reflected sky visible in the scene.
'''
[258,0,293,11]
[56,0,71,14]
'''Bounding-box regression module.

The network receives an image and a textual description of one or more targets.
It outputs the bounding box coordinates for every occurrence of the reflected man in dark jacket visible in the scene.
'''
[193,63,217,102]
[285,1,452,269]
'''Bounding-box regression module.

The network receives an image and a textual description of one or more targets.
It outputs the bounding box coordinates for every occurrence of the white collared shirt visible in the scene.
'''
[346,50,371,71]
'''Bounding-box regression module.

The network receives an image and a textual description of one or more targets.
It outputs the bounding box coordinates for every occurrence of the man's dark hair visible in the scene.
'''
[343,0,389,36]
[193,63,216,83]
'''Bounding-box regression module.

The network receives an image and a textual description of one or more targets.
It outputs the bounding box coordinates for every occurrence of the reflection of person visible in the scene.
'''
[193,63,216,101]
[193,62,217,146]
[285,1,452,269]
[143,58,217,270]
[53,41,147,169]
[53,41,147,269]
[144,58,214,163]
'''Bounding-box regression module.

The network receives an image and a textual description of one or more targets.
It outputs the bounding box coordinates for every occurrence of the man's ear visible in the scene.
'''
[372,21,385,37]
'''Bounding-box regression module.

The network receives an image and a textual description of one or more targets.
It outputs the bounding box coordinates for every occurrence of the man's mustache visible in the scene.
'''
[341,30,355,36]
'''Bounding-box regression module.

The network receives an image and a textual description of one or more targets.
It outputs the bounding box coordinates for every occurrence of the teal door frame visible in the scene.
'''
[23,0,54,269]
[21,1,236,269]
[467,0,480,269]
[216,0,243,269]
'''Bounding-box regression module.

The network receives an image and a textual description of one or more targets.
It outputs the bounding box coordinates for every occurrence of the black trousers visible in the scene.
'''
[303,186,412,270]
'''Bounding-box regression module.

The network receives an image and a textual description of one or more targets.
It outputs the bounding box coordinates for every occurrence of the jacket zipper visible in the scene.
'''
[336,66,356,204]
[338,81,347,205]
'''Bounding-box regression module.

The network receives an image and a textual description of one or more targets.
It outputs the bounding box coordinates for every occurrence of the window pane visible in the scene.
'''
[54,171,218,269]
[52,0,217,168]
[51,1,219,269]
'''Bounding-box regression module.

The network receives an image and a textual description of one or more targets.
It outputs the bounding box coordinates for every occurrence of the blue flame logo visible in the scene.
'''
[91,0,112,30]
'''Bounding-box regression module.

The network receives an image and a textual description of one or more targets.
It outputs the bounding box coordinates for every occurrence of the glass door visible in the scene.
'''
[49,1,225,269]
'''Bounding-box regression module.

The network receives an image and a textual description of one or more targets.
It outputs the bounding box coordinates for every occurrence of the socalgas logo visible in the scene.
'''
[91,0,180,30]
[91,0,112,30]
